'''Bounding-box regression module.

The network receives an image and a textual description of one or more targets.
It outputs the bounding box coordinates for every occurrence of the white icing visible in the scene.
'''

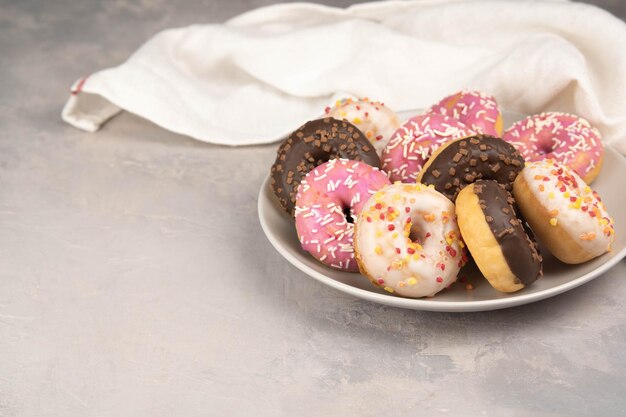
[520,160,614,256]
[328,99,400,156]
[355,183,464,298]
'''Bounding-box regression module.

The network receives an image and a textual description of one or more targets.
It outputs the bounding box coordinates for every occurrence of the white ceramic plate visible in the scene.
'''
[258,111,626,312]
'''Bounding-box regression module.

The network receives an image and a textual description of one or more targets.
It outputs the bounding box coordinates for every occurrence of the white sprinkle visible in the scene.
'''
[320,217,333,226]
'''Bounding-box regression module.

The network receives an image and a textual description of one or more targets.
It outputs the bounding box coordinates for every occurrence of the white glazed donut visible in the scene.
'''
[354,183,467,298]
[513,159,615,264]
[326,98,401,156]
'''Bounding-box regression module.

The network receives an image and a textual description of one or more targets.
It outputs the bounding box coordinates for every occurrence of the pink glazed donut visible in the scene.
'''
[381,114,472,183]
[503,112,604,184]
[428,90,503,137]
[294,159,390,271]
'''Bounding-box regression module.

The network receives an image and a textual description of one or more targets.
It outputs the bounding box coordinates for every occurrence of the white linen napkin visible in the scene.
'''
[62,0,626,154]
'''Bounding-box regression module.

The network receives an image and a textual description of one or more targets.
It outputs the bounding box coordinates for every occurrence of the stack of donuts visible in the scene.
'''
[269,91,616,298]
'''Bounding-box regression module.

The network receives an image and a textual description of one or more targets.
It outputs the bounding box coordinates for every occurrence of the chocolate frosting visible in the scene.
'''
[419,136,524,202]
[270,118,380,216]
[473,180,542,286]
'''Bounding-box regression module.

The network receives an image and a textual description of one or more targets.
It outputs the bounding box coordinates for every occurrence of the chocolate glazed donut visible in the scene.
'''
[456,180,542,292]
[416,136,524,202]
[270,117,380,216]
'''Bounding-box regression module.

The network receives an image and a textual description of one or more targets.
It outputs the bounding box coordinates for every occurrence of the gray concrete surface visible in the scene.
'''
[1,1,625,416]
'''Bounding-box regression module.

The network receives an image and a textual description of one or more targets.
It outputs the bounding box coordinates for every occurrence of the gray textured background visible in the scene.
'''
[1,1,625,416]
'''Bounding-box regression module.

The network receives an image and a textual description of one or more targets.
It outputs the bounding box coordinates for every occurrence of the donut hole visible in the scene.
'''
[317,155,331,165]
[533,143,545,155]
[343,206,354,224]
[312,149,335,167]
[408,223,423,245]
[406,213,435,246]
[537,138,555,155]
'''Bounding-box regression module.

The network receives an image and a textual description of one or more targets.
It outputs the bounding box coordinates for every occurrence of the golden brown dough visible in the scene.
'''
[456,181,542,293]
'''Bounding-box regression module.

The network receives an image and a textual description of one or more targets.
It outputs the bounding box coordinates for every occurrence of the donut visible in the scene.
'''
[381,114,472,183]
[428,90,503,137]
[503,112,604,184]
[513,159,615,264]
[294,159,390,271]
[417,135,525,202]
[326,98,401,156]
[456,180,542,293]
[270,117,380,216]
[354,183,467,298]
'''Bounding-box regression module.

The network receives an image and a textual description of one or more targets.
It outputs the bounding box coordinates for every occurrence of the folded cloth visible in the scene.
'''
[62,0,626,153]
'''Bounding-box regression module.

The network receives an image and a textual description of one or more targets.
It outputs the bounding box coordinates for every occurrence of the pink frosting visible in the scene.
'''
[381,114,472,183]
[428,90,503,137]
[294,159,390,271]
[503,112,603,180]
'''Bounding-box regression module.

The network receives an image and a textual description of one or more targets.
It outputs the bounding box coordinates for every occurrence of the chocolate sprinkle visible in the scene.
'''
[270,118,380,215]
